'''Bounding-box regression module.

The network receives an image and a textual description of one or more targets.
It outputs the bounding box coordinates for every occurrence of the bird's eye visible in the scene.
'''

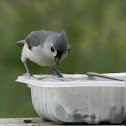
[51,47,55,52]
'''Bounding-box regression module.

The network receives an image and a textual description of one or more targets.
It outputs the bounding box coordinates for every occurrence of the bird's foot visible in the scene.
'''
[22,72,34,78]
[23,61,36,78]
[51,66,63,78]
[52,71,64,78]
[52,71,63,78]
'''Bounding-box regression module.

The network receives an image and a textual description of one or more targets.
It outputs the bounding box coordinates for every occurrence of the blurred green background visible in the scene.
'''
[1,0,126,118]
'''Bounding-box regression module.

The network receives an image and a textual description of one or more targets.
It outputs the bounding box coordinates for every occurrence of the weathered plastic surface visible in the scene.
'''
[16,73,126,124]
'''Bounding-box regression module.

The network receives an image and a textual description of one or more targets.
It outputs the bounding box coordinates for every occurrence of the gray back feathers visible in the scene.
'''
[14,30,69,52]
[26,30,57,48]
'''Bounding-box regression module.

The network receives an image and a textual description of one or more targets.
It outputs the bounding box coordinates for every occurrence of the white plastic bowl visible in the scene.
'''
[16,73,126,124]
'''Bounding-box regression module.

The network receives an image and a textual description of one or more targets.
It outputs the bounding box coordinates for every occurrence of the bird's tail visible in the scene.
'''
[13,40,25,46]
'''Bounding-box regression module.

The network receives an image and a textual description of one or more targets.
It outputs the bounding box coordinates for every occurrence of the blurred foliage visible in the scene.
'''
[0,0,126,118]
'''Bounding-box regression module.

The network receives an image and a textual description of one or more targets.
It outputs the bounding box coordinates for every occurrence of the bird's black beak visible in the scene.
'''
[55,50,64,65]
[55,57,60,65]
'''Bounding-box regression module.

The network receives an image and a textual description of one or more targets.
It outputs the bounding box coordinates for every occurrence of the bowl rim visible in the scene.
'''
[16,73,126,88]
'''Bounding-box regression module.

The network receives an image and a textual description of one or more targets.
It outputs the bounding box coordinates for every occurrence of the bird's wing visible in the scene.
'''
[26,30,57,48]
[13,40,25,46]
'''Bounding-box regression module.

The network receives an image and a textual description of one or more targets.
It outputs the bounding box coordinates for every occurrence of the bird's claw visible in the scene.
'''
[22,72,36,79]
[52,71,63,78]
[52,71,56,75]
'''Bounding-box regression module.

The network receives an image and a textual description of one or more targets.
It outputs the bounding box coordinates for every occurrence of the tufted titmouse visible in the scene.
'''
[14,30,70,78]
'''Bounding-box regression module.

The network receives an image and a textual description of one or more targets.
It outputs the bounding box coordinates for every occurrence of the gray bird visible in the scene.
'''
[14,30,70,78]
